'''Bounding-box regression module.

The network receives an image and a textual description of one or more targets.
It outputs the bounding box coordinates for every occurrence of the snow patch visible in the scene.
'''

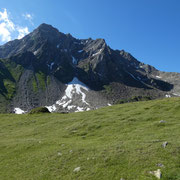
[72,56,78,65]
[67,105,76,110]
[56,100,66,106]
[172,93,180,97]
[92,49,103,57]
[156,76,161,79]
[62,100,72,108]
[46,105,56,112]
[165,94,171,98]
[14,108,26,114]
[108,103,112,106]
[63,77,89,104]
[50,62,54,70]
[47,77,90,113]
[47,62,55,70]
[75,107,84,112]
[33,50,38,55]
[78,50,83,53]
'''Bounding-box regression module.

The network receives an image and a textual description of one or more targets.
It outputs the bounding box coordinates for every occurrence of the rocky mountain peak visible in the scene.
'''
[33,23,62,37]
[31,23,66,44]
[37,23,56,31]
[0,23,179,114]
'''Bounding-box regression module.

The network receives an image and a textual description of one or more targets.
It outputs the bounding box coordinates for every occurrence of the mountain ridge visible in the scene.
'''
[0,23,179,113]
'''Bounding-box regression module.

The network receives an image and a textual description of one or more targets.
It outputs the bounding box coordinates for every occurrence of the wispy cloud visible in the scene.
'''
[23,13,33,20]
[23,13,34,25]
[0,8,31,43]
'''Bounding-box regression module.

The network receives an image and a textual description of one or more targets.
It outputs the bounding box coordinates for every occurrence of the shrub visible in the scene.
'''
[116,96,152,104]
[29,107,50,114]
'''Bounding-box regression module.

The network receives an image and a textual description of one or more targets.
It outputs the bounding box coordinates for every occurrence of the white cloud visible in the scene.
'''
[0,22,11,42]
[23,13,34,25]
[0,8,31,43]
[17,27,29,39]
[0,8,15,30]
[24,13,33,20]
[0,8,15,42]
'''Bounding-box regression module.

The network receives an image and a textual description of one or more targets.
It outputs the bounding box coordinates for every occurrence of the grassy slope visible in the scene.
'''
[0,98,180,180]
[0,59,24,112]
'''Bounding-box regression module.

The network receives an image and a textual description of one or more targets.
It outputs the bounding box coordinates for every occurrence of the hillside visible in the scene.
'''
[0,97,180,179]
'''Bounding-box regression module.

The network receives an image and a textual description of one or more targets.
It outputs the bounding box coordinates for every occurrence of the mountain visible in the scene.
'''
[0,23,179,113]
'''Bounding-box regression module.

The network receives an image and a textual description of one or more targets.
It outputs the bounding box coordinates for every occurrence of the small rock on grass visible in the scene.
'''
[149,169,162,179]
[73,167,80,172]
[157,163,164,167]
[58,152,62,156]
[159,120,166,123]
[162,141,168,148]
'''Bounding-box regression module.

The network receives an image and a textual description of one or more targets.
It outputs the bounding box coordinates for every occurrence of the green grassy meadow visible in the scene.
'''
[0,98,180,180]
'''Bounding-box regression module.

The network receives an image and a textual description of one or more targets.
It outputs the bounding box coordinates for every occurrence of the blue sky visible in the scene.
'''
[0,0,180,72]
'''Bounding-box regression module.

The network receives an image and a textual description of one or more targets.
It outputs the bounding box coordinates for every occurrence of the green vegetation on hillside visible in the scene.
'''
[3,80,15,99]
[47,75,51,86]
[32,76,38,92]
[0,59,24,103]
[32,72,51,92]
[3,61,24,82]
[36,71,47,90]
[0,98,180,180]
[103,84,112,94]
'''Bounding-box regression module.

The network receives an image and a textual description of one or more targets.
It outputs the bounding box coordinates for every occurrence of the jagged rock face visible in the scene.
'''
[0,23,179,113]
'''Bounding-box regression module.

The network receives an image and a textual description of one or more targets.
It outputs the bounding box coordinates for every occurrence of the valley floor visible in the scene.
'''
[0,98,180,180]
